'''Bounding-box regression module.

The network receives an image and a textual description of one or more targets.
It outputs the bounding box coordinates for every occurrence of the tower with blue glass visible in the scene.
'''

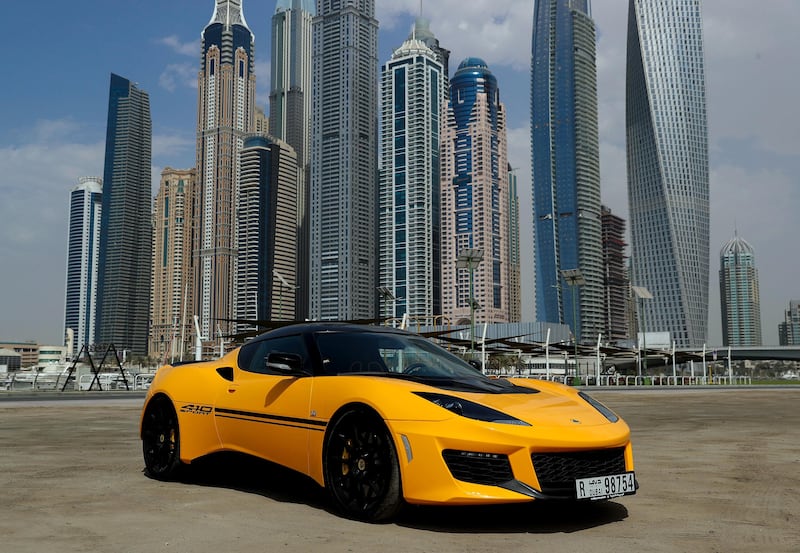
[96,74,152,356]
[531,0,603,343]
[441,58,514,326]
[626,0,709,347]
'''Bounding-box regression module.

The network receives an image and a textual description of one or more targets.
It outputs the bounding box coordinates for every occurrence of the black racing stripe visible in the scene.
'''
[214,407,328,429]
[214,413,325,432]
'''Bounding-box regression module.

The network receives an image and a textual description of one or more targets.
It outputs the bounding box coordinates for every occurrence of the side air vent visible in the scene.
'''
[442,450,513,485]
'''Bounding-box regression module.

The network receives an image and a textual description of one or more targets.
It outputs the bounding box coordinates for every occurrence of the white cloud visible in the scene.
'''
[157,35,199,57]
[159,63,198,92]
[153,132,195,161]
[0,124,105,342]
[378,0,533,71]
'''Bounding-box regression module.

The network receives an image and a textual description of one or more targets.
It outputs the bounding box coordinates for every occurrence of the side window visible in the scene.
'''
[238,335,308,374]
[315,333,389,374]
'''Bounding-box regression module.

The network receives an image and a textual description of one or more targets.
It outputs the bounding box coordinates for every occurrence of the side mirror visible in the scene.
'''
[266,352,304,375]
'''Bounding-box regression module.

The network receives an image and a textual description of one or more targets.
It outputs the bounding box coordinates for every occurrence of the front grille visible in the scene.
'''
[442,450,513,485]
[531,448,627,498]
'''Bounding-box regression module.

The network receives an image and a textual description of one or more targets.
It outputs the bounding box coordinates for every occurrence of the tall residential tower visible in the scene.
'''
[270,0,314,318]
[719,233,762,347]
[236,136,298,330]
[64,177,102,358]
[531,0,603,343]
[379,29,445,323]
[96,74,152,356]
[310,0,379,320]
[195,0,256,339]
[626,0,710,347]
[150,168,197,361]
[441,58,515,326]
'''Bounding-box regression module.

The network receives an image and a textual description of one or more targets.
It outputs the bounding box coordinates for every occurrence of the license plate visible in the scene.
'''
[575,472,636,500]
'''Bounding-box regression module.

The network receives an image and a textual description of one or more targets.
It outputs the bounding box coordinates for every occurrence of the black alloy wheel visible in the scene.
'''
[324,407,402,522]
[142,396,183,480]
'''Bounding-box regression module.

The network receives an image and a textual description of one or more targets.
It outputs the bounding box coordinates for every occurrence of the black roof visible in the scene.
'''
[246,322,412,344]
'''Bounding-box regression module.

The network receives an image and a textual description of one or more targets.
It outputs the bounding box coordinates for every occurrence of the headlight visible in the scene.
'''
[414,392,530,426]
[579,392,619,423]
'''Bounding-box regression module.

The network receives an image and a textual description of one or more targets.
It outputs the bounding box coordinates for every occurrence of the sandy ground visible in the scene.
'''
[0,388,798,553]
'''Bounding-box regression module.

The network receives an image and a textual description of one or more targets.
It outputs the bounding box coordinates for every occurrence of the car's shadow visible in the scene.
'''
[151,452,628,533]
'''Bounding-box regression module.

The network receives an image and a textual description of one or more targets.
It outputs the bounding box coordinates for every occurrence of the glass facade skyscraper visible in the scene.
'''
[531,0,603,343]
[64,177,102,358]
[96,74,153,356]
[310,0,379,320]
[719,234,761,347]
[779,301,800,346]
[270,0,314,319]
[236,136,298,330]
[601,205,630,343]
[379,29,445,322]
[626,0,710,347]
[441,58,515,325]
[195,0,256,340]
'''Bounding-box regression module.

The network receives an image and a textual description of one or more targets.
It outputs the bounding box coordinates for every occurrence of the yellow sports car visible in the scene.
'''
[140,323,636,521]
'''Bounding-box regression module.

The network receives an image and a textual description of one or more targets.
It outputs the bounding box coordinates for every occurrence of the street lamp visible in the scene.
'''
[273,269,297,321]
[561,268,585,384]
[631,285,653,376]
[457,248,484,354]
[376,286,398,325]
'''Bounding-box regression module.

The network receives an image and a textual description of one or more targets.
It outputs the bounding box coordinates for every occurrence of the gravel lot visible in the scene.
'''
[0,388,798,552]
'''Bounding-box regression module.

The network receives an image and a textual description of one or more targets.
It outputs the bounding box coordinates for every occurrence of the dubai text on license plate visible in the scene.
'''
[575,472,636,500]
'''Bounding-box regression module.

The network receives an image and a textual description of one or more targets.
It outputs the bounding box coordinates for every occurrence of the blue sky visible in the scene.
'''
[1,0,798,347]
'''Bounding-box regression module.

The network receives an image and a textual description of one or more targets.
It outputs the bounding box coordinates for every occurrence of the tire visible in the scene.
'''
[323,407,403,522]
[142,396,183,480]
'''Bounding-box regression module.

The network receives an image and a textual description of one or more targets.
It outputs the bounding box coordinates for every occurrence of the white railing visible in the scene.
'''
[486,371,753,387]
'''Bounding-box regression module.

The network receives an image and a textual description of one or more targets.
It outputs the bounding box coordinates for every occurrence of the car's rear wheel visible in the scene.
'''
[142,396,183,480]
[324,407,402,522]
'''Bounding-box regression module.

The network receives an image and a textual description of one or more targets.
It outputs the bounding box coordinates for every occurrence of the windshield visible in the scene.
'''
[313,330,537,394]
[314,331,482,379]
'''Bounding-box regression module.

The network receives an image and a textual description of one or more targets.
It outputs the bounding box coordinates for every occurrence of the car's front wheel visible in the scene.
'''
[141,396,183,480]
[323,406,402,522]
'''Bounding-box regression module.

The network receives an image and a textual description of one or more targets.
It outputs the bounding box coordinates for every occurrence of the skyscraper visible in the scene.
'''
[150,168,197,361]
[626,0,710,347]
[507,166,522,323]
[236,136,298,330]
[441,58,513,326]
[96,74,152,356]
[195,0,256,339]
[601,205,630,343]
[64,177,102,358]
[310,0,379,321]
[270,0,314,319]
[719,233,762,346]
[779,301,800,346]
[378,29,445,323]
[531,0,603,344]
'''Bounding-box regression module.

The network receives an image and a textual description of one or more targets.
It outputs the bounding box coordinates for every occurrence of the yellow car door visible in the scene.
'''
[214,333,320,476]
